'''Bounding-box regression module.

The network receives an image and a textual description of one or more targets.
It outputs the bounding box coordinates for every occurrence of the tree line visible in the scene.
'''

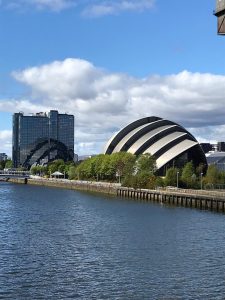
[29,153,225,190]
[0,159,13,170]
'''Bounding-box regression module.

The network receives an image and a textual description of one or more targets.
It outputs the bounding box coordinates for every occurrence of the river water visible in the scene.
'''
[0,182,225,299]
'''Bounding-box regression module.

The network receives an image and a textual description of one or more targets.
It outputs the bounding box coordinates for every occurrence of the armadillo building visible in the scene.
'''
[104,117,207,175]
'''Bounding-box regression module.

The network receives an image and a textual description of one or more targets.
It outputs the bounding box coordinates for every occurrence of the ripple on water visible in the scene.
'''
[0,183,225,299]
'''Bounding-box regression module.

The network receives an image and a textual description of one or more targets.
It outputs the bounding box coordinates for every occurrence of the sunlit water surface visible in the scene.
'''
[0,182,225,299]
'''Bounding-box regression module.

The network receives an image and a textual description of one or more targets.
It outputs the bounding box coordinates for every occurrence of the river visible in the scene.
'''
[0,182,225,299]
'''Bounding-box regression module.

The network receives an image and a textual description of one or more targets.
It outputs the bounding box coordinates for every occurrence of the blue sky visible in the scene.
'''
[0,0,224,156]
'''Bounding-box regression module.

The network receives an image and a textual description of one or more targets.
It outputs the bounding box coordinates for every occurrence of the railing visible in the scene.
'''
[0,170,30,177]
[157,186,225,198]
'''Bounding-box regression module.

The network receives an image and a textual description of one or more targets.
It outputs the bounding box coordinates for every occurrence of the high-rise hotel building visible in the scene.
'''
[13,110,74,168]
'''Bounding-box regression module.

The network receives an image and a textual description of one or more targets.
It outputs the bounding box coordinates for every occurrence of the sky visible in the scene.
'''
[0,0,225,157]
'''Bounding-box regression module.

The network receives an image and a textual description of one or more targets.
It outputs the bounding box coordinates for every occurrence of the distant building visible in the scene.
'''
[203,141,225,172]
[200,143,213,154]
[0,153,8,161]
[78,154,97,162]
[73,153,79,163]
[200,142,225,154]
[206,152,225,171]
[217,142,225,152]
[13,110,74,168]
[214,0,225,34]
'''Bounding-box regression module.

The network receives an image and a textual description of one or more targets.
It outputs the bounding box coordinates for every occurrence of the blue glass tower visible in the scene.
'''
[12,110,74,168]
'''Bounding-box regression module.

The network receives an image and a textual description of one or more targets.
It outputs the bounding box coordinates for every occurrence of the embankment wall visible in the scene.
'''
[7,177,225,213]
[8,177,119,195]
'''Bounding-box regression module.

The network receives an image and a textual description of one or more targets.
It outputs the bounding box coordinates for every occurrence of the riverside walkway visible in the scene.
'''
[4,175,225,213]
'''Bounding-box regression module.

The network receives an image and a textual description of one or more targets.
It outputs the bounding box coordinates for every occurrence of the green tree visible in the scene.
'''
[99,155,111,180]
[196,163,205,176]
[154,176,164,188]
[58,164,66,174]
[181,161,196,188]
[131,172,150,189]
[75,158,93,180]
[64,162,76,178]
[135,153,156,175]
[93,154,105,180]
[0,161,5,170]
[72,153,136,182]
[205,164,220,187]
[48,159,65,175]
[30,165,47,176]
[109,152,136,182]
[68,165,77,180]
[147,175,159,189]
[164,167,179,187]
[40,166,48,176]
[5,160,13,169]
[219,171,225,185]
[31,166,38,175]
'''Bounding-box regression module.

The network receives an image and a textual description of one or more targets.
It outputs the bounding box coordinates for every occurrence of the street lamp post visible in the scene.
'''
[200,172,203,190]
[177,171,179,189]
[116,172,121,184]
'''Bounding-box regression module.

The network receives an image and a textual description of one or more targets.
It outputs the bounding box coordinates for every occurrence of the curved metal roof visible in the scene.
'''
[104,116,206,172]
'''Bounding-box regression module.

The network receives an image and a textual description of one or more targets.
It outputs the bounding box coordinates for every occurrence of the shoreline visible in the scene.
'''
[7,177,120,195]
[5,177,225,213]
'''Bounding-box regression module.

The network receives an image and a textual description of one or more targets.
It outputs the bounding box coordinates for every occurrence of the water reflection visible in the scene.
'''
[0,182,225,299]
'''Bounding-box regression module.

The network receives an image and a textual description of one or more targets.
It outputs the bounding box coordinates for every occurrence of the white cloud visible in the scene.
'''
[31,0,75,11]
[1,58,225,155]
[0,99,52,114]
[0,130,12,156]
[1,0,76,12]
[190,126,225,145]
[0,0,155,14]
[82,0,155,17]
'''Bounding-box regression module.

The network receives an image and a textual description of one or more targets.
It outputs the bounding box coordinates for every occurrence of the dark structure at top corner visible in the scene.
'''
[214,0,225,35]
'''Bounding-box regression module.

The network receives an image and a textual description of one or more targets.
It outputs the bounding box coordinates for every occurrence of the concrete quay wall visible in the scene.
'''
[117,187,225,213]
[7,178,27,184]
[7,177,225,213]
[26,178,119,195]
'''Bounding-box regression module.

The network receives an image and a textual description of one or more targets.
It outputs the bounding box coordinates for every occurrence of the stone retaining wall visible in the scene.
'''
[25,178,119,195]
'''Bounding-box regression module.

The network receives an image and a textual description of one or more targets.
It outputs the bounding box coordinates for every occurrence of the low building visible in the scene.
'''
[200,142,225,154]
[74,153,79,163]
[78,154,97,162]
[206,152,225,171]
[217,142,225,152]
[200,143,213,154]
[0,153,8,161]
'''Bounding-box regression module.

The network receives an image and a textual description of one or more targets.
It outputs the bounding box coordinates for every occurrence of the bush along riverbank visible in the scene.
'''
[2,150,221,193]
[29,153,225,190]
